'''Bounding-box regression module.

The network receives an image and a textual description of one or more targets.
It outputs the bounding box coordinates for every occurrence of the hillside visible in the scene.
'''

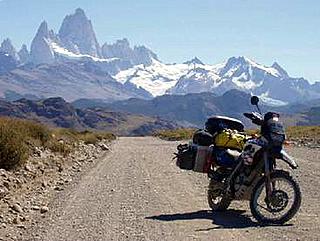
[105,89,253,127]
[0,97,178,136]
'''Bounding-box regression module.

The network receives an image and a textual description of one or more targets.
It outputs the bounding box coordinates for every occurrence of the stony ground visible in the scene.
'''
[3,137,320,241]
[0,140,111,241]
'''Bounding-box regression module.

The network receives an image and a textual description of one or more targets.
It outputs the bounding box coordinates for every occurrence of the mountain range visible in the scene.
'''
[0,8,319,105]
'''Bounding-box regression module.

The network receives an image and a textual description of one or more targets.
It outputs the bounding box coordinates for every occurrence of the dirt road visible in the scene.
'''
[25,137,320,241]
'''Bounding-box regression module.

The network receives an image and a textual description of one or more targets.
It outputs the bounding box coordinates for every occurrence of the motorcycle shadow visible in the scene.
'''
[146,209,293,230]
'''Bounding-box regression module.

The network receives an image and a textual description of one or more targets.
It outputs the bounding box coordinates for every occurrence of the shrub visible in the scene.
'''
[46,141,72,156]
[0,117,116,169]
[0,119,28,169]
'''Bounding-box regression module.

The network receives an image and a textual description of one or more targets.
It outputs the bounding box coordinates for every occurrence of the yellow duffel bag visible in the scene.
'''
[214,129,247,151]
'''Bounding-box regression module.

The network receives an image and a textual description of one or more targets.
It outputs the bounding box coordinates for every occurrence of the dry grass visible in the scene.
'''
[154,128,196,141]
[155,126,320,142]
[286,126,320,140]
[0,117,116,170]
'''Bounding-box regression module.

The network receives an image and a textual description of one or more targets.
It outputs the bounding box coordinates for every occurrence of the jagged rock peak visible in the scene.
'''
[1,38,14,50]
[102,38,158,66]
[36,21,50,38]
[18,44,30,63]
[101,38,132,58]
[58,8,101,57]
[133,45,159,65]
[30,21,55,65]
[0,38,19,61]
[183,57,204,65]
[272,61,289,77]
[226,56,248,65]
[75,7,86,16]
[115,38,130,47]
[20,44,28,51]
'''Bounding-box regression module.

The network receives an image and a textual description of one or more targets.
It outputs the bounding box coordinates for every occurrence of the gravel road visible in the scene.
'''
[24,137,320,241]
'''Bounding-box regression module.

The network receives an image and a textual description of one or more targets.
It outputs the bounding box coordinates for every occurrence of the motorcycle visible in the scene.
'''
[207,96,301,224]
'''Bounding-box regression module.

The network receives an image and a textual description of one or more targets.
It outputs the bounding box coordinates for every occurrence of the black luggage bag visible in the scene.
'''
[175,144,196,170]
[192,129,214,146]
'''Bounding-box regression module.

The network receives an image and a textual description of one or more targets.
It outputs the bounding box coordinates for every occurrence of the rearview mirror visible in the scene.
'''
[250,96,259,106]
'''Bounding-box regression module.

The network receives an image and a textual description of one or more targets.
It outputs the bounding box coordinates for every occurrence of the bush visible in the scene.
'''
[0,117,116,169]
[0,119,28,169]
[46,141,72,156]
[51,129,116,145]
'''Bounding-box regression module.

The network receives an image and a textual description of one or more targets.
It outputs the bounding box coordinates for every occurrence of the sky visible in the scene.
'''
[0,0,319,82]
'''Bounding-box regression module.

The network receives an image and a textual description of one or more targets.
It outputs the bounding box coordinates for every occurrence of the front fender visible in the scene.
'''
[279,150,298,169]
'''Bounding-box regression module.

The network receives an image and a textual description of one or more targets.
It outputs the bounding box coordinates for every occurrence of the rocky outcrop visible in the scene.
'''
[102,38,133,61]
[18,44,30,64]
[101,38,158,66]
[0,38,20,62]
[271,62,289,78]
[183,57,204,66]
[58,8,101,57]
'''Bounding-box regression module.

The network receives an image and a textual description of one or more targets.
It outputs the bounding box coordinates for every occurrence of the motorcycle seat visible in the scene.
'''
[226,149,241,159]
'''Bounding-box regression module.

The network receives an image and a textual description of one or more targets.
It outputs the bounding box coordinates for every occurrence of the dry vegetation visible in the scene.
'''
[286,126,320,140]
[155,126,320,142]
[154,128,196,141]
[0,117,116,170]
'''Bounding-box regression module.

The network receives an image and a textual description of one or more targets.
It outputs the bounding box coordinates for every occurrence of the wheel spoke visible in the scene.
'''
[257,203,270,212]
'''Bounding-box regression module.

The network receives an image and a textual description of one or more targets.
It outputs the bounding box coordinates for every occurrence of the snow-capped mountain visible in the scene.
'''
[114,59,192,96]
[27,8,156,67]
[115,56,320,104]
[0,8,319,104]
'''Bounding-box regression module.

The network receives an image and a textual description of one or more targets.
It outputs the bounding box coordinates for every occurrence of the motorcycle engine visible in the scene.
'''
[233,165,254,200]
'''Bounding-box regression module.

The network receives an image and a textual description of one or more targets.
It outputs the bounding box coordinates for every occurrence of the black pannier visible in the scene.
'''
[193,129,213,146]
[205,116,244,135]
[175,144,196,170]
[262,113,286,148]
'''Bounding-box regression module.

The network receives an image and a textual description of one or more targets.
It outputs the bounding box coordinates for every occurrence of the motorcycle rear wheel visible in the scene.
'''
[250,170,301,224]
[207,180,231,211]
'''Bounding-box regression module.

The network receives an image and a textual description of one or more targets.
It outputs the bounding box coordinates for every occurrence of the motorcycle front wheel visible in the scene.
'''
[207,180,231,211]
[250,170,301,224]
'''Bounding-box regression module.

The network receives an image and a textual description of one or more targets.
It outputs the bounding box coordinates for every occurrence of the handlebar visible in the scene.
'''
[243,112,263,126]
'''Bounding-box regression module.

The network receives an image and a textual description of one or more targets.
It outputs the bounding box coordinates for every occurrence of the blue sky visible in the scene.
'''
[0,0,319,82]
